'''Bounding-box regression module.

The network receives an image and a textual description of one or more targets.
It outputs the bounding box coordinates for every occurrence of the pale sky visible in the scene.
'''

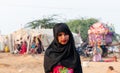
[0,0,120,35]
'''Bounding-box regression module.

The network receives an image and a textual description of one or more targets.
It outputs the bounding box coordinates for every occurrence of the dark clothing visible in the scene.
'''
[17,44,21,51]
[100,45,108,57]
[36,45,42,54]
[44,23,83,73]
[37,38,44,54]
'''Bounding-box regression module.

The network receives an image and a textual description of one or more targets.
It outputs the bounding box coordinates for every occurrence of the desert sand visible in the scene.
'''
[0,53,120,73]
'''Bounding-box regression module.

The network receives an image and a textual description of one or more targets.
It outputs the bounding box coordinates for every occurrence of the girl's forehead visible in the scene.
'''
[58,32,69,35]
[58,32,65,34]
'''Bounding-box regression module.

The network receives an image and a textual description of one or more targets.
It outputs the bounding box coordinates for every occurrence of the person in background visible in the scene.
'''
[93,40,102,62]
[30,37,36,55]
[36,35,44,54]
[4,44,9,52]
[19,41,27,54]
[44,23,83,73]
[16,44,21,53]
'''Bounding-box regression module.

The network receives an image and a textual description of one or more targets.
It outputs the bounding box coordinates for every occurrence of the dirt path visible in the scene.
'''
[0,53,120,73]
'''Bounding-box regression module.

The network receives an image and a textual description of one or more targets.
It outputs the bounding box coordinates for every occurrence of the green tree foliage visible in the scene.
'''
[25,15,57,29]
[24,15,119,46]
[67,18,98,41]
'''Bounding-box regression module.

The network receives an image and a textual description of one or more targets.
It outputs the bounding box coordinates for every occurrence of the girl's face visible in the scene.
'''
[57,32,69,45]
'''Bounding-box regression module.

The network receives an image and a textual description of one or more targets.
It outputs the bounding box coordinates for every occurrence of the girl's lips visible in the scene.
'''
[61,40,67,42]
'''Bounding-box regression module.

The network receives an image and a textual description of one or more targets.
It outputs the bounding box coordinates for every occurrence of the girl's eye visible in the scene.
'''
[65,33,68,35]
[58,33,62,36]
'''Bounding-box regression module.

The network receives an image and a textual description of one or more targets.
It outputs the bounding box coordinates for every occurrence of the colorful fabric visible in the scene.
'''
[31,44,36,48]
[20,43,27,54]
[93,53,102,62]
[105,32,113,44]
[93,46,102,62]
[50,65,74,73]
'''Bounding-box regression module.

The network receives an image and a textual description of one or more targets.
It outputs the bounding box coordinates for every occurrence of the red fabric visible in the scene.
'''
[20,43,27,54]
[104,59,114,62]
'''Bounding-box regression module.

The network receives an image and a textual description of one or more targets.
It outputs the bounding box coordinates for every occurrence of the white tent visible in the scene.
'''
[0,35,8,51]
[9,28,82,52]
[32,29,83,48]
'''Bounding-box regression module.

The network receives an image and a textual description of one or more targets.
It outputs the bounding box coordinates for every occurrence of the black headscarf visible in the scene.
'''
[44,23,83,73]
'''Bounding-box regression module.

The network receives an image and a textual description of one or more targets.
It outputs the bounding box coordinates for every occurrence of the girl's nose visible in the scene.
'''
[61,35,65,39]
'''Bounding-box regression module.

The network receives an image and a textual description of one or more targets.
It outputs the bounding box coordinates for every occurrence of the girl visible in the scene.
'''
[44,23,83,73]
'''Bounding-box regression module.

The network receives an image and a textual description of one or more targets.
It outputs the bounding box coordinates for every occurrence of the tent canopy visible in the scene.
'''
[11,28,82,48]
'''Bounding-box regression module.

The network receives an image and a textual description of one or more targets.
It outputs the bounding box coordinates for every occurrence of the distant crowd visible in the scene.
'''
[13,35,44,55]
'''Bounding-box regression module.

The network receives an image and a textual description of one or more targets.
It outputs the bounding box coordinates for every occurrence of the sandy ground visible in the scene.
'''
[0,53,120,73]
